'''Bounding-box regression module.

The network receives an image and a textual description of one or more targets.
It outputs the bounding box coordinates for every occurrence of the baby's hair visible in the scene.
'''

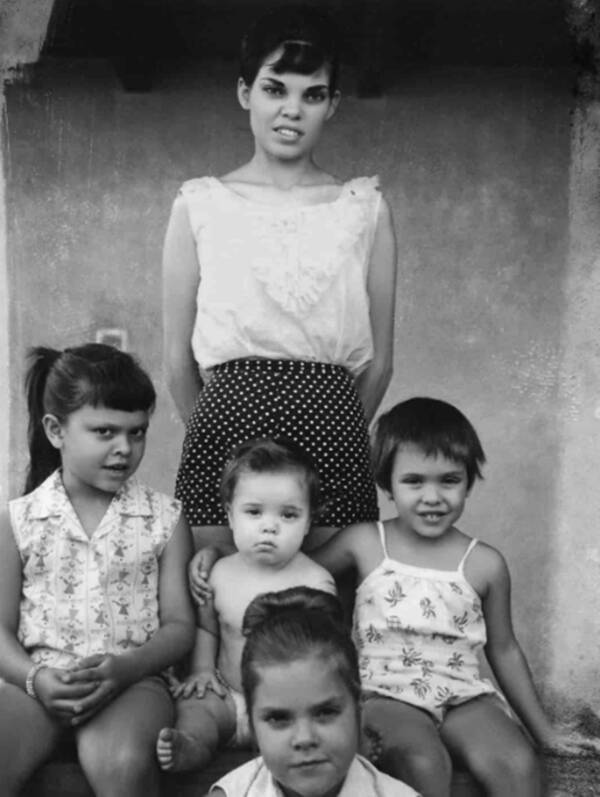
[373,397,486,492]
[241,587,360,722]
[24,343,156,494]
[220,437,321,517]
[240,3,340,92]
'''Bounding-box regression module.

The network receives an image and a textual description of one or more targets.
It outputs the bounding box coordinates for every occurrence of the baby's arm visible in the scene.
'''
[172,589,227,700]
[480,545,598,755]
[0,511,97,723]
[163,193,203,424]
[65,515,196,724]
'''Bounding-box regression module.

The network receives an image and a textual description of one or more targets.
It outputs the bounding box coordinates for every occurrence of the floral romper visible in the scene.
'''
[353,522,502,724]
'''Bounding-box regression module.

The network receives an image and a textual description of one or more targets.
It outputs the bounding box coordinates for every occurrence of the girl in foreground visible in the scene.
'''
[0,344,195,796]
[209,587,419,797]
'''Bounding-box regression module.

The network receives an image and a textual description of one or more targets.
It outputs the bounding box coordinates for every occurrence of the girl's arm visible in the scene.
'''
[65,515,196,722]
[171,599,227,700]
[308,523,368,579]
[0,511,32,687]
[0,511,97,719]
[163,194,203,424]
[481,546,594,753]
[354,197,397,424]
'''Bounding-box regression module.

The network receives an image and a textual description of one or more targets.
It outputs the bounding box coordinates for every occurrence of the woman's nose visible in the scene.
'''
[281,96,301,118]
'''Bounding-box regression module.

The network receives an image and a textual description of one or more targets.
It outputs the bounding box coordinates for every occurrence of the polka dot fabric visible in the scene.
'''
[175,358,379,527]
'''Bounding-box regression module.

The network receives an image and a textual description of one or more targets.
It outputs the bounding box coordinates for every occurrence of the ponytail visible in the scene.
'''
[24,347,62,494]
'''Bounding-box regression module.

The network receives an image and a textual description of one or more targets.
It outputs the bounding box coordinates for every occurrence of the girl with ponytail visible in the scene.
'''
[0,343,195,797]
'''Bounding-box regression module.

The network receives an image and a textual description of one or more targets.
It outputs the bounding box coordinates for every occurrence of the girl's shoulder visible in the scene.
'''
[461,537,510,596]
[116,478,181,516]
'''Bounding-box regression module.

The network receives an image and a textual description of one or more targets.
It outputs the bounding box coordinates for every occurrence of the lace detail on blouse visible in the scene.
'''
[245,182,377,316]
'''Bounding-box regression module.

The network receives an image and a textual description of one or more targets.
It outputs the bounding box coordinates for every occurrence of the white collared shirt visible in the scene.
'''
[209,755,420,796]
[9,471,181,669]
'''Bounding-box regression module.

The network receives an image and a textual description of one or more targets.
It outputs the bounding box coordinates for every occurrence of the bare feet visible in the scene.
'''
[156,727,209,772]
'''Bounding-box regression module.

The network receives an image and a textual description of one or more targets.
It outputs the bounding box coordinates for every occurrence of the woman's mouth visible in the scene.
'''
[274,126,302,140]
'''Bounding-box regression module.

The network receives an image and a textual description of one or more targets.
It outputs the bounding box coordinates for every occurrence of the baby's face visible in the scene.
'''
[250,655,358,796]
[227,469,311,567]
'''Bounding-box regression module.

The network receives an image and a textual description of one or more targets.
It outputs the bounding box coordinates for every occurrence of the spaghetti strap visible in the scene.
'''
[458,538,478,573]
[377,521,390,559]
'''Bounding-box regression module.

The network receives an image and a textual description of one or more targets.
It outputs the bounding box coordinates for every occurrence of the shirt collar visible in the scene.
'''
[27,470,154,519]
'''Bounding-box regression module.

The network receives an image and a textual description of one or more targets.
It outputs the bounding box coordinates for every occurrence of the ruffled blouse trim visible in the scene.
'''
[182,176,380,317]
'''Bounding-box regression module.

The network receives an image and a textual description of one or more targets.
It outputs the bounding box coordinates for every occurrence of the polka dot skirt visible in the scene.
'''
[175,358,379,527]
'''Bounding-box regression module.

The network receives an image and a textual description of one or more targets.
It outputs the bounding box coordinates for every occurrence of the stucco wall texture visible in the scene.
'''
[3,57,599,716]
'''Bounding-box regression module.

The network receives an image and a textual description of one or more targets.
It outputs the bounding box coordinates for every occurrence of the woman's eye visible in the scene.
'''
[305,91,327,103]
[264,85,284,96]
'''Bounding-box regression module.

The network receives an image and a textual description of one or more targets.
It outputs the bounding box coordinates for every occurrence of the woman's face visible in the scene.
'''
[238,47,340,163]
[250,654,358,796]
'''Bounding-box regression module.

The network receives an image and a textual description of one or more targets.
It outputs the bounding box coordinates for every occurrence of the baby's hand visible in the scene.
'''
[188,547,219,606]
[541,726,600,757]
[172,669,227,700]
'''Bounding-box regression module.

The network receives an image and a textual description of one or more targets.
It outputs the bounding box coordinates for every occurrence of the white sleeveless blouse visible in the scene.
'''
[180,176,382,375]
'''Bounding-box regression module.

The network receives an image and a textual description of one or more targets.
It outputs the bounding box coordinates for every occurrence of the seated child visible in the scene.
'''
[0,344,195,797]
[308,397,598,797]
[156,438,335,772]
[210,586,420,796]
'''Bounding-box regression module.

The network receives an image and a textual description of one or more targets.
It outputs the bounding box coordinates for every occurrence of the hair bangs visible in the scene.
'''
[76,357,156,414]
[270,41,331,79]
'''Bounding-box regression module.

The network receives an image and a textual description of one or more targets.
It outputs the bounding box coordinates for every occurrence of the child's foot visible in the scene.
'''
[156,727,207,772]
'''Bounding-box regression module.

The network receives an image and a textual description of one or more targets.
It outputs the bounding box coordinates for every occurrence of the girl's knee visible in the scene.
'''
[383,738,452,786]
[82,742,157,789]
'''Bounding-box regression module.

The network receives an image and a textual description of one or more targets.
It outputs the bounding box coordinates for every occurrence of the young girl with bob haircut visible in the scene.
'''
[308,397,595,796]
[0,344,195,797]
[209,586,419,797]
[163,2,396,551]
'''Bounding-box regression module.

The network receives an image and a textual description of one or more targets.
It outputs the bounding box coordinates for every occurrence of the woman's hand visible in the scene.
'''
[171,669,227,700]
[61,653,133,726]
[188,547,219,605]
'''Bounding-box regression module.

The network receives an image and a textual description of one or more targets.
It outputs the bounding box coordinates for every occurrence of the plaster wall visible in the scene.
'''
[4,57,595,711]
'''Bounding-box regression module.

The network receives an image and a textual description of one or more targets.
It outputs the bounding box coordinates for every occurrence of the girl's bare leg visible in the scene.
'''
[0,681,62,796]
[362,696,452,797]
[157,689,237,772]
[77,677,174,797]
[441,695,541,797]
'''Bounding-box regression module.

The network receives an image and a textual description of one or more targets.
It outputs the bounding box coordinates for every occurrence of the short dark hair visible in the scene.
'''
[240,4,340,91]
[220,437,322,517]
[241,587,360,727]
[373,397,486,492]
